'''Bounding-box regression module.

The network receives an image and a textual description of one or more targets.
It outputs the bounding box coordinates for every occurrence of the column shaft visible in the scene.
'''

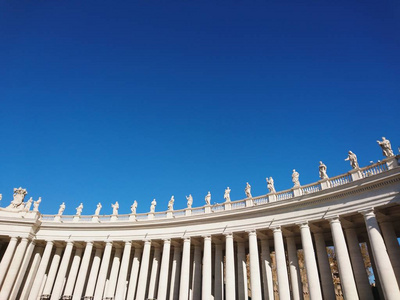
[380,221,400,284]
[192,244,202,300]
[19,246,43,300]
[115,241,132,299]
[135,240,152,300]
[179,238,191,300]
[169,246,181,300]
[51,241,74,300]
[73,241,94,300]
[260,238,274,300]
[63,247,83,297]
[157,239,171,300]
[313,233,335,300]
[214,243,223,300]
[126,246,142,300]
[286,236,302,300]
[236,241,248,300]
[42,247,63,296]
[28,241,54,300]
[273,227,291,299]
[84,247,103,298]
[329,217,359,299]
[362,210,400,300]
[104,247,122,298]
[225,234,236,300]
[148,246,162,299]
[94,241,113,300]
[248,231,262,300]
[0,237,18,287]
[202,236,212,300]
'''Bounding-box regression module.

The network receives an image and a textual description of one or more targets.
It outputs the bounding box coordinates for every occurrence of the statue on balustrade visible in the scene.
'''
[345,151,359,169]
[168,196,174,211]
[224,187,231,202]
[377,137,394,158]
[266,177,276,193]
[319,161,329,179]
[150,199,157,212]
[131,200,137,214]
[186,194,193,208]
[76,203,83,216]
[205,191,211,205]
[58,202,66,216]
[33,197,41,212]
[25,197,33,211]
[111,201,119,215]
[7,187,28,209]
[245,182,252,198]
[292,169,300,187]
[95,203,102,215]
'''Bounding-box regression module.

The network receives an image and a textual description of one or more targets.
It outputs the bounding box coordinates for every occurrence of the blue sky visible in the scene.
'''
[0,0,399,215]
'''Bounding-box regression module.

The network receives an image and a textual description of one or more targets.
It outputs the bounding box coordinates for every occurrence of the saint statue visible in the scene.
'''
[76,203,83,216]
[131,201,138,214]
[319,161,329,179]
[33,197,41,212]
[377,137,394,157]
[224,187,231,202]
[58,202,66,216]
[150,199,157,213]
[25,197,33,211]
[245,182,252,198]
[168,196,174,211]
[95,203,102,216]
[186,194,193,208]
[292,169,300,187]
[345,151,359,169]
[266,177,276,193]
[205,191,211,205]
[112,201,119,215]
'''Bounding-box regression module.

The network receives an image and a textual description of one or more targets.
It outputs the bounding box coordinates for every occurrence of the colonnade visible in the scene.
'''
[0,208,399,300]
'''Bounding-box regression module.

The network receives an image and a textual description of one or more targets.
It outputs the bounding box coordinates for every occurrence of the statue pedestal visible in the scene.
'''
[320,179,331,190]
[246,198,254,207]
[129,214,136,221]
[292,187,303,197]
[385,156,399,170]
[185,209,192,216]
[73,216,80,222]
[148,213,154,220]
[268,194,276,202]
[224,202,231,210]
[349,169,362,181]
[167,211,173,218]
[92,216,99,222]
[54,215,61,222]
[205,205,211,213]
[110,215,118,222]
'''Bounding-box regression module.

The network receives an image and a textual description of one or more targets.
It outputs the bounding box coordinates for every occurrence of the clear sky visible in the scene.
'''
[0,0,399,215]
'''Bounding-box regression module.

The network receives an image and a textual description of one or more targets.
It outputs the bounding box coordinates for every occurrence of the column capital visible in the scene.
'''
[162,238,171,244]
[9,236,18,241]
[325,215,340,224]
[202,235,212,241]
[45,240,54,245]
[182,237,191,243]
[297,221,310,228]
[123,240,132,246]
[358,207,375,217]
[224,232,233,239]
[247,230,257,237]
[105,240,113,246]
[143,239,152,245]
[271,225,282,232]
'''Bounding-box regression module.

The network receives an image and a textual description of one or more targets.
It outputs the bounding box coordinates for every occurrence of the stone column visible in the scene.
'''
[361,209,400,300]
[260,238,274,300]
[105,247,122,298]
[343,227,374,300]
[126,245,142,300]
[28,241,54,300]
[380,221,400,284]
[299,222,323,300]
[202,236,212,300]
[42,246,63,297]
[179,237,191,300]
[328,217,359,299]
[273,226,291,299]
[157,239,171,300]
[19,246,43,300]
[94,241,113,300]
[136,240,152,300]
[236,241,248,300]
[73,241,94,300]
[51,241,74,300]
[115,241,132,299]
[148,244,162,299]
[313,233,335,300]
[286,235,302,300]
[63,247,83,297]
[214,242,223,300]
[84,247,103,298]
[225,233,236,300]
[248,231,262,300]
[169,245,182,300]
[0,236,18,287]
[192,243,202,300]
[0,237,29,300]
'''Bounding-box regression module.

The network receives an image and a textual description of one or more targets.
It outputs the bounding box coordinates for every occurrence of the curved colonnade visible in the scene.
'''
[0,156,399,300]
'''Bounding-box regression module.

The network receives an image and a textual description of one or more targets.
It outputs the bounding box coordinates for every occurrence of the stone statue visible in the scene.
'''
[345,151,359,169]
[8,187,28,209]
[292,169,300,187]
[131,201,137,214]
[266,177,276,193]
[112,201,119,215]
[25,197,33,211]
[168,196,174,211]
[33,197,41,212]
[319,161,329,179]
[95,203,102,216]
[245,182,252,198]
[377,137,394,158]
[58,202,66,216]
[150,199,157,213]
[76,203,83,216]
[224,187,231,202]
[186,194,193,208]
[205,191,211,205]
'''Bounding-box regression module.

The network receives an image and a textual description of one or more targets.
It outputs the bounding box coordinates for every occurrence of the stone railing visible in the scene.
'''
[38,156,399,223]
